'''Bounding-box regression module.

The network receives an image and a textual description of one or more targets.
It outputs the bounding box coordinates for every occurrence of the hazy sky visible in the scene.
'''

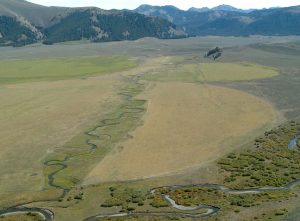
[27,0,300,10]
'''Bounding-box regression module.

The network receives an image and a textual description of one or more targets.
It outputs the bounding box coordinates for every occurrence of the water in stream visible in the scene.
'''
[288,137,298,150]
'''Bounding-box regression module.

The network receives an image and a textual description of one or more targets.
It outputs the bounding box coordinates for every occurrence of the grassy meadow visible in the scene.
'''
[85,82,276,183]
[0,213,43,221]
[0,56,165,200]
[0,56,136,84]
[0,67,121,195]
[143,60,279,83]
[0,36,300,221]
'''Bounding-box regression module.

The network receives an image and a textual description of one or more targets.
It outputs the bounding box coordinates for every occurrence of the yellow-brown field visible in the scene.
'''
[0,56,167,196]
[143,61,279,83]
[0,214,42,221]
[1,37,299,221]
[199,62,279,81]
[85,82,277,183]
[0,75,120,194]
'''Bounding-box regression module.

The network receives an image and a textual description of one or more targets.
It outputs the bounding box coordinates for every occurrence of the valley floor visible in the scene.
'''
[0,36,300,221]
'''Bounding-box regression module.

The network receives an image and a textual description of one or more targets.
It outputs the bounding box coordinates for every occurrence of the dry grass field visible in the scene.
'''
[85,82,277,183]
[143,61,279,83]
[0,74,120,194]
[2,37,300,221]
[0,214,42,221]
[0,56,136,84]
[199,63,279,81]
[0,56,168,198]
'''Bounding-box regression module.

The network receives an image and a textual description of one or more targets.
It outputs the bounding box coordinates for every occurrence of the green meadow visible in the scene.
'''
[0,56,136,84]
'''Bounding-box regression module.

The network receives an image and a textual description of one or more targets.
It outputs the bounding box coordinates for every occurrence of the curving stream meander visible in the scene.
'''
[83,178,300,221]
[2,179,300,220]
[0,207,54,220]
[1,75,300,220]
[0,76,147,221]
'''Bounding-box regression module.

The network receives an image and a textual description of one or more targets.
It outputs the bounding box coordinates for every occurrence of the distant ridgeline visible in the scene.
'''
[135,4,300,36]
[0,0,187,47]
[43,10,186,45]
[2,0,300,47]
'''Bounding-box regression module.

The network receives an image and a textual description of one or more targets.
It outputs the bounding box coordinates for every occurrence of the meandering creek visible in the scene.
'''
[2,129,300,221]
[83,179,300,221]
[2,179,300,220]
[288,136,299,150]
[0,207,54,220]
[1,74,299,221]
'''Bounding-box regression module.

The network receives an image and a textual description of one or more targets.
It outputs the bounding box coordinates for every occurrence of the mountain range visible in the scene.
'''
[0,0,186,46]
[134,4,300,36]
[187,5,253,14]
[1,0,300,47]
